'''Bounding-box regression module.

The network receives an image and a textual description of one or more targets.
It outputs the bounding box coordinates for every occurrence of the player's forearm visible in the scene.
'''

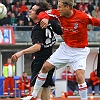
[38,9,60,20]
[22,44,41,54]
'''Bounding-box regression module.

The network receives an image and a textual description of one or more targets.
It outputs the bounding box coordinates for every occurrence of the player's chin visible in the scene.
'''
[29,15,32,18]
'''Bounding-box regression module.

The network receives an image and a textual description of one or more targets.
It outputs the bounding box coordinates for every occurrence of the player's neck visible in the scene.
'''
[33,18,40,24]
[65,10,73,18]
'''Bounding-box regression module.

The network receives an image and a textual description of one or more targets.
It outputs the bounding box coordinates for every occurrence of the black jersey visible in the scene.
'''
[31,20,62,59]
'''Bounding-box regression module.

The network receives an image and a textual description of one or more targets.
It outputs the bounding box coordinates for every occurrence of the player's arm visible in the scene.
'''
[85,13,100,26]
[38,9,60,28]
[90,72,98,81]
[49,20,63,35]
[38,9,60,21]
[11,44,41,62]
[11,30,43,62]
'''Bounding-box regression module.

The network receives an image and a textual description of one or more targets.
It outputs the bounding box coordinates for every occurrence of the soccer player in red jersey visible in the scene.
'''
[13,0,100,100]
[26,0,100,100]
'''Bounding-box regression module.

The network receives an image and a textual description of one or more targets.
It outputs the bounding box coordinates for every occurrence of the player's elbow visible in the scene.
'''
[35,44,41,51]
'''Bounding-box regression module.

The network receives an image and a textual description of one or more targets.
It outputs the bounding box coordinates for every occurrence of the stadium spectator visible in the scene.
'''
[88,69,100,95]
[25,21,33,31]
[5,0,12,13]
[51,0,57,9]
[62,66,78,95]
[24,12,33,26]
[16,72,31,97]
[16,19,25,31]
[3,58,15,98]
[92,6,100,19]
[12,1,21,12]
[97,0,100,10]
[26,0,31,5]
[73,1,78,10]
[10,12,16,25]
[0,14,10,26]
[13,8,23,23]
[87,0,94,15]
[92,0,95,5]
[92,6,100,31]
[46,0,53,5]
[78,0,88,12]
[19,0,28,16]
[12,0,20,4]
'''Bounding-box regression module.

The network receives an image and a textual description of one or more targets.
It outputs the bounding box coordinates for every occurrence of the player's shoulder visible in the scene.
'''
[74,9,89,19]
[32,22,42,31]
[3,63,8,66]
[74,9,87,16]
[48,20,58,25]
[31,22,44,37]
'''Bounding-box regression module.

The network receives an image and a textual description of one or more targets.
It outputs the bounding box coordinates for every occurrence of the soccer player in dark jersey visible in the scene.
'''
[11,2,62,100]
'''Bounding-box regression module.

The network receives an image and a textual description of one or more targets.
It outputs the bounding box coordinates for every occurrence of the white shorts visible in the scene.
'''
[47,42,90,71]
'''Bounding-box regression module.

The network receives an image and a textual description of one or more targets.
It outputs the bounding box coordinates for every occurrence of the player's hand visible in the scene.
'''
[40,18,49,28]
[11,51,23,62]
[16,80,20,83]
[11,54,18,62]
[26,84,30,87]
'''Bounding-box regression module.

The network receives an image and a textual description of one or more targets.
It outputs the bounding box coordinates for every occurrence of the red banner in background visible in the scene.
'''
[0,27,15,44]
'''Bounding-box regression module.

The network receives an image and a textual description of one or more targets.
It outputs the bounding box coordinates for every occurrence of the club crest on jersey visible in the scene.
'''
[74,22,78,29]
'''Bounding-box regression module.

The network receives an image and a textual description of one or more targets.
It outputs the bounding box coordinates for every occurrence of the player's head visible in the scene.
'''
[29,1,51,21]
[67,66,71,71]
[22,71,27,77]
[7,58,12,64]
[57,0,74,17]
[94,69,97,75]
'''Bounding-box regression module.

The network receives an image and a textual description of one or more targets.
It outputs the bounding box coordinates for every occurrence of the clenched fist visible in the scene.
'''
[11,54,18,62]
[11,51,23,62]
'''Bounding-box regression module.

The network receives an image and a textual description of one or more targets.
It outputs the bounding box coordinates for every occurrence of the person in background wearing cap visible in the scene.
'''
[12,0,100,100]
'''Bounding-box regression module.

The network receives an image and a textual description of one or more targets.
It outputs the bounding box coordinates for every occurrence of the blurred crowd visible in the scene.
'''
[0,0,100,31]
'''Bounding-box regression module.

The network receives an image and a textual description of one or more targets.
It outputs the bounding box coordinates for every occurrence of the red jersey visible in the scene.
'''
[62,70,66,80]
[62,70,73,81]
[19,5,28,13]
[67,71,73,81]
[18,76,30,86]
[89,71,98,82]
[38,9,100,48]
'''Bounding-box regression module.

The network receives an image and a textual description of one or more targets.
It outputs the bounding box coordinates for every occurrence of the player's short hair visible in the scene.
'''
[94,69,97,71]
[59,0,74,9]
[67,66,70,68]
[36,1,52,15]
[23,71,26,74]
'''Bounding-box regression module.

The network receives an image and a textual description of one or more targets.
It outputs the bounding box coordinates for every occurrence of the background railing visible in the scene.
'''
[1,26,100,43]
[14,30,100,43]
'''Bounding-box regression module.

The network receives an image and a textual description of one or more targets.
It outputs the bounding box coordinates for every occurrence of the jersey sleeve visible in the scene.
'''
[49,20,63,35]
[38,9,60,21]
[31,30,44,45]
[84,13,100,26]
[90,72,98,82]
